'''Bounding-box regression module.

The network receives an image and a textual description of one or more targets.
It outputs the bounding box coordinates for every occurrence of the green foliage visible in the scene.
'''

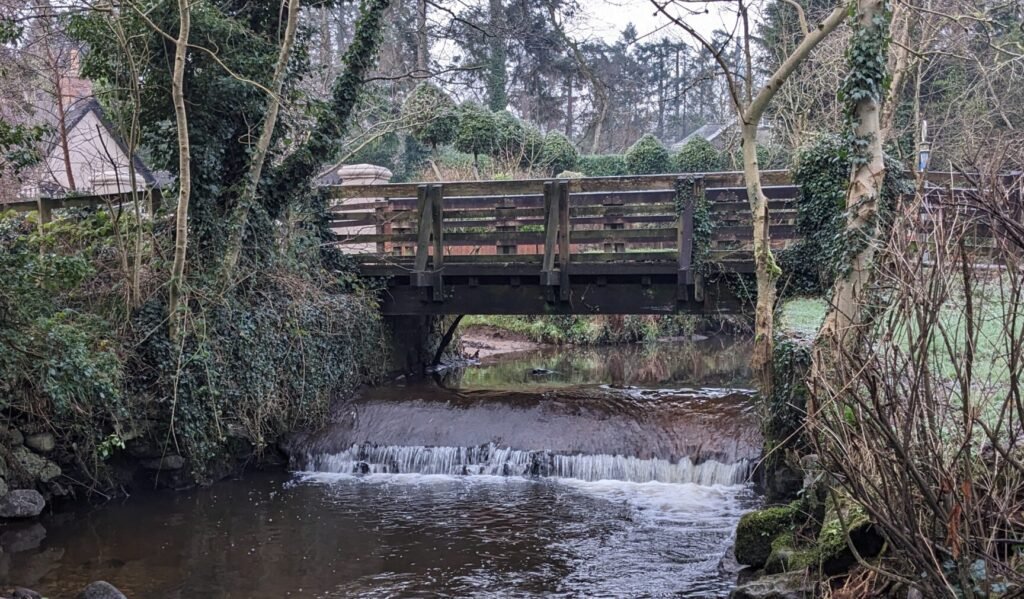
[0,119,47,173]
[402,82,458,148]
[777,134,850,296]
[625,133,672,175]
[674,176,715,274]
[674,137,723,172]
[538,131,579,176]
[519,123,545,169]
[491,110,527,163]
[578,154,628,177]
[454,101,498,160]
[777,134,913,297]
[840,0,892,167]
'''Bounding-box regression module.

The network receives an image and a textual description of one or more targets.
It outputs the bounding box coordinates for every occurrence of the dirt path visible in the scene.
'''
[460,325,548,360]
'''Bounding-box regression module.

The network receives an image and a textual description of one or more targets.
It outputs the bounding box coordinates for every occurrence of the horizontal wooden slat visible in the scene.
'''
[335,227,682,245]
[325,171,796,199]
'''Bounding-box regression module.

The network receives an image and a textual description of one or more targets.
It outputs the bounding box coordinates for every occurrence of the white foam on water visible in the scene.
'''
[298,442,754,486]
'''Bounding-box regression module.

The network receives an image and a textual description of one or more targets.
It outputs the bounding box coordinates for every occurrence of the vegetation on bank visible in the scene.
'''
[461,314,713,346]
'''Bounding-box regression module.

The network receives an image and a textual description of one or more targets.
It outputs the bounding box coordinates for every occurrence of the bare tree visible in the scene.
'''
[653,0,847,391]
[168,0,191,339]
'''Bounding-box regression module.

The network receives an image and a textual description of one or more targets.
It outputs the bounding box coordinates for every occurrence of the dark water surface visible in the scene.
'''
[1,337,761,598]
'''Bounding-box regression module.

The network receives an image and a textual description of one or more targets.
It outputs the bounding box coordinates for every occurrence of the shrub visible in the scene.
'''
[578,154,628,177]
[491,110,526,163]
[519,123,545,169]
[538,131,579,175]
[453,101,497,163]
[401,82,458,148]
[674,137,724,172]
[624,134,672,174]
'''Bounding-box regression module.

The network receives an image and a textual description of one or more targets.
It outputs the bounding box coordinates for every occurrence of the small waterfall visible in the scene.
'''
[301,443,752,486]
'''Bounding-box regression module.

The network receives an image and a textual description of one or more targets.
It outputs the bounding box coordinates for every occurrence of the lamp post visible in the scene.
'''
[917,120,931,173]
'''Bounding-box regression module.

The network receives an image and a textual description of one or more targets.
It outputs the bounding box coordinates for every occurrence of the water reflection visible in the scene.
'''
[439,336,753,390]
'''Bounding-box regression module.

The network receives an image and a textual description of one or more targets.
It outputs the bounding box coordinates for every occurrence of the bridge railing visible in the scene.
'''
[325,171,804,302]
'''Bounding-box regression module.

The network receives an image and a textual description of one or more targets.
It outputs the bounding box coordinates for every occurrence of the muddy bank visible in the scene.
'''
[459,324,548,359]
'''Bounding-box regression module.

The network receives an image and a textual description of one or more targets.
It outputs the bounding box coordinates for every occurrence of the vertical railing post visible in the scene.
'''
[429,184,444,301]
[541,181,559,287]
[36,196,53,228]
[413,184,433,285]
[677,176,699,303]
[557,180,571,301]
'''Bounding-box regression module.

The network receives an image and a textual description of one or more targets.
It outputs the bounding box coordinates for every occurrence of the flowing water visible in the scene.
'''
[0,337,762,598]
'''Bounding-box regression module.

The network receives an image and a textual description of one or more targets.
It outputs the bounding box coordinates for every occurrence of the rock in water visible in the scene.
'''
[78,581,128,599]
[12,447,61,483]
[0,489,45,518]
[729,571,814,599]
[24,433,56,454]
[11,588,43,599]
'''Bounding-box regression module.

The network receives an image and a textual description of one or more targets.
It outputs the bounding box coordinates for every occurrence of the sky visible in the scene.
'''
[579,0,735,45]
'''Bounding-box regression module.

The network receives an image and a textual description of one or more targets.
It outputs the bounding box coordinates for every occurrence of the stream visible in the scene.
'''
[0,336,762,598]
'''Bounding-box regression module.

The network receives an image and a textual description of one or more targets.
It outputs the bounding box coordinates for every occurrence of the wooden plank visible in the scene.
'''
[351,250,684,264]
[678,177,699,290]
[413,185,432,274]
[336,227,683,245]
[558,180,571,299]
[326,170,794,199]
[542,182,558,274]
[430,184,444,299]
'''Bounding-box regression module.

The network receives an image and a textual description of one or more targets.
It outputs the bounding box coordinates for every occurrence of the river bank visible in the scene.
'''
[1,338,764,597]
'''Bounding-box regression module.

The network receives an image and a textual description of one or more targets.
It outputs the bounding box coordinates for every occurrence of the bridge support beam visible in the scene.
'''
[385,314,444,375]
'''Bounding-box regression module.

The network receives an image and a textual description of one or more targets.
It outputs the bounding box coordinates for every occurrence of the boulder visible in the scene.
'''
[24,433,55,454]
[11,588,43,599]
[734,505,796,568]
[0,490,45,518]
[78,581,127,599]
[0,477,7,498]
[0,454,7,478]
[11,447,61,483]
[729,571,814,599]
[141,454,186,471]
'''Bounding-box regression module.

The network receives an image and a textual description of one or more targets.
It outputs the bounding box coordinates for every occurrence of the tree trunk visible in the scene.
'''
[817,0,889,353]
[220,0,302,283]
[168,0,191,339]
[415,0,428,75]
[742,121,778,393]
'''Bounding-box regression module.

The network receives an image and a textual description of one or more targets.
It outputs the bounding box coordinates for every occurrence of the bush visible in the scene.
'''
[624,134,672,175]
[453,101,497,162]
[401,82,458,149]
[491,110,526,163]
[538,131,579,175]
[519,123,545,169]
[674,137,724,172]
[578,154,628,177]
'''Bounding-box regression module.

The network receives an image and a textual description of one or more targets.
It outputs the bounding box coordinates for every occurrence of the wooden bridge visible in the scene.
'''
[7,169,1004,318]
[327,171,797,315]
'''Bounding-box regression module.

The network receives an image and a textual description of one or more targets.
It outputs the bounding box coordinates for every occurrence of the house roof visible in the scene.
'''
[56,97,159,188]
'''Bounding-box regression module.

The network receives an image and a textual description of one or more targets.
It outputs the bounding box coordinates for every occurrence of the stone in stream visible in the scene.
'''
[11,447,61,483]
[24,433,55,454]
[0,522,47,552]
[9,588,43,599]
[0,489,46,518]
[78,581,128,599]
[141,454,186,470]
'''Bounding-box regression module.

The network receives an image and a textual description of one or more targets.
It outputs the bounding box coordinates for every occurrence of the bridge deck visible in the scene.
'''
[328,172,797,315]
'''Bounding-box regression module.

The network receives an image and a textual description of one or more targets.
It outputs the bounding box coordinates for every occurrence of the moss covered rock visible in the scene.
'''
[735,504,796,568]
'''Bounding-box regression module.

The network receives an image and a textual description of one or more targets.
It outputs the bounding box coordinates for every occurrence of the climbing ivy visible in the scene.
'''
[840,0,892,168]
[674,176,715,274]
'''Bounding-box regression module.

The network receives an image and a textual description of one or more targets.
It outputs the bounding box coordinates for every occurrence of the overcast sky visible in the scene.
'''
[579,0,735,45]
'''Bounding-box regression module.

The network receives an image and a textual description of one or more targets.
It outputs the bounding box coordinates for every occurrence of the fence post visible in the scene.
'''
[677,176,698,304]
[413,185,433,286]
[558,180,571,301]
[541,181,559,288]
[429,184,444,301]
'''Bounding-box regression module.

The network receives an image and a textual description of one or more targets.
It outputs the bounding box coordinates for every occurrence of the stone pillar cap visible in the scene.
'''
[337,164,393,183]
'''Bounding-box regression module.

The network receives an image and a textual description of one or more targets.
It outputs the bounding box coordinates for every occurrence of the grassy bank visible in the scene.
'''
[461,314,704,345]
